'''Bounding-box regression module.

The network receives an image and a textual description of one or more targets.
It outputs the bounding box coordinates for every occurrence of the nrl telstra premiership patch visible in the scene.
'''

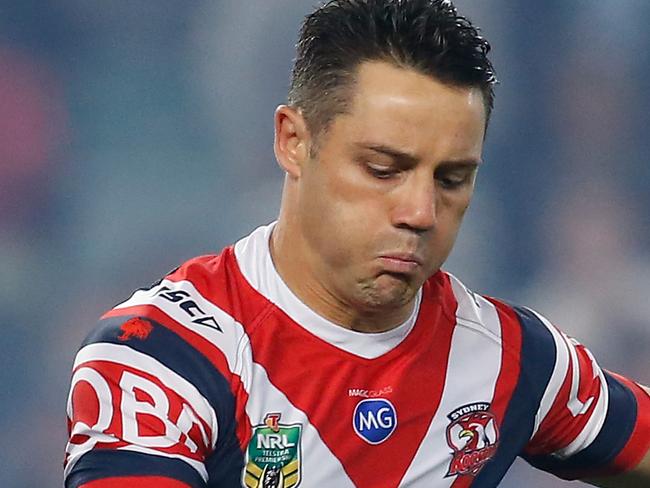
[353,398,397,444]
[244,413,302,488]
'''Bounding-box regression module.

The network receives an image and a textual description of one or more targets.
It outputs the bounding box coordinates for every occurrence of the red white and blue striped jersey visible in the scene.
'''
[65,223,650,488]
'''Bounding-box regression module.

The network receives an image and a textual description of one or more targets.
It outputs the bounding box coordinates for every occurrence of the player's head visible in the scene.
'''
[288,0,496,147]
[273,0,495,327]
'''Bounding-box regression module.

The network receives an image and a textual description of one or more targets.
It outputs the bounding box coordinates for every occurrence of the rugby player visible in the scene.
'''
[65,1,649,487]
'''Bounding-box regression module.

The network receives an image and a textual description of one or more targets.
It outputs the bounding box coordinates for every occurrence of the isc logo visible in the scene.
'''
[353,398,397,444]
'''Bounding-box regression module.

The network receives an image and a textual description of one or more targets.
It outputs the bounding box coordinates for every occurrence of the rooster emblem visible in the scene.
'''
[445,406,499,477]
[118,317,153,341]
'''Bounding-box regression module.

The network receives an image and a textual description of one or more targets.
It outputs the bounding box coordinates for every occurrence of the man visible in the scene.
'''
[64,1,649,487]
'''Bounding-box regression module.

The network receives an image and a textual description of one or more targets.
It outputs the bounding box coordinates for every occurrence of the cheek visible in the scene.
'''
[434,193,473,245]
[440,188,473,219]
[313,161,384,222]
[297,173,364,259]
[304,185,385,267]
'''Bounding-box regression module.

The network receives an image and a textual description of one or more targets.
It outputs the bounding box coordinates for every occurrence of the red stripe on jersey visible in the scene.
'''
[102,305,252,449]
[524,331,602,456]
[524,364,573,456]
[486,300,523,424]
[606,373,650,474]
[80,476,192,488]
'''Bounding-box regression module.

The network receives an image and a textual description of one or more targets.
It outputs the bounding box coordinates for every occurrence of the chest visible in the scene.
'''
[235,320,519,488]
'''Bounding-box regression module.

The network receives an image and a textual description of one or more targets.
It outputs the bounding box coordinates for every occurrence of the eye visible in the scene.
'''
[366,163,398,180]
[436,172,472,190]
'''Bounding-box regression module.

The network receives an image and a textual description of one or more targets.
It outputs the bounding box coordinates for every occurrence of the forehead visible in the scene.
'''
[331,61,486,161]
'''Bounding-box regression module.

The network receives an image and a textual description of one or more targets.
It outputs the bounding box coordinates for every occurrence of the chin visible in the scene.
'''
[357,274,418,310]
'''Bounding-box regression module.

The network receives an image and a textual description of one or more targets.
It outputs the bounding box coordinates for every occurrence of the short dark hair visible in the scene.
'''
[288,0,497,141]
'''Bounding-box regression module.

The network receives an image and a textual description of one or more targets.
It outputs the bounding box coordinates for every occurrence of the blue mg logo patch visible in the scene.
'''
[353,398,397,444]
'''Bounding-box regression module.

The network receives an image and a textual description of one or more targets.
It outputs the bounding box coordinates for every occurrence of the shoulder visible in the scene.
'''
[433,270,558,346]
[75,248,245,412]
[432,272,648,480]
[432,271,564,407]
[429,271,532,346]
[163,250,236,290]
[65,248,252,484]
[87,246,251,382]
[70,246,255,435]
[79,223,278,391]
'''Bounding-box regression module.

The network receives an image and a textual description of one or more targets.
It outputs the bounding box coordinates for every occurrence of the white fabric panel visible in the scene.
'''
[400,275,503,486]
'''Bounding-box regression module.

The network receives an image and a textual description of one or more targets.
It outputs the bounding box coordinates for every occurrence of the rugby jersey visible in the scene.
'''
[64,223,650,487]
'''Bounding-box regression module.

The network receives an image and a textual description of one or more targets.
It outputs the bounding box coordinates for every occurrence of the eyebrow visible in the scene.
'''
[355,142,482,168]
[356,143,419,166]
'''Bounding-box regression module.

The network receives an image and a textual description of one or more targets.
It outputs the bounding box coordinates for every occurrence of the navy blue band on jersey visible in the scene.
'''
[523,370,637,479]
[66,450,205,488]
[471,305,558,486]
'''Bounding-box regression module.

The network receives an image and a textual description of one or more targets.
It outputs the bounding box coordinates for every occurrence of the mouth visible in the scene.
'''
[377,253,423,274]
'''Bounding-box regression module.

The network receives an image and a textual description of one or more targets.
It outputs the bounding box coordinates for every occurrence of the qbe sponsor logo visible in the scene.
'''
[352,398,397,444]
[67,366,211,458]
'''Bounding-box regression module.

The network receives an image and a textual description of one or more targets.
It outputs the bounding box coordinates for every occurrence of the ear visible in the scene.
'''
[274,105,311,178]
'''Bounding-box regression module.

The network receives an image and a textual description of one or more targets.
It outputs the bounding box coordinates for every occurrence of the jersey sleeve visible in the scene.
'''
[517,307,650,480]
[64,277,251,488]
[64,314,216,487]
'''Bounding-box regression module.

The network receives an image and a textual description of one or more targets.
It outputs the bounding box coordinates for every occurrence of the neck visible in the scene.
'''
[269,217,416,333]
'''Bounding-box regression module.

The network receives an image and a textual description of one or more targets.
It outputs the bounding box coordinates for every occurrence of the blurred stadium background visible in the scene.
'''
[1,1,649,486]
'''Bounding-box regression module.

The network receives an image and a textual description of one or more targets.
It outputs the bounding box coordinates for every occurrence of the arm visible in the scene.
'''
[515,309,650,486]
[65,314,218,488]
[585,386,650,488]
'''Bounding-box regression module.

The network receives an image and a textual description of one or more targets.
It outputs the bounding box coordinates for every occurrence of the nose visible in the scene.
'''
[391,171,436,232]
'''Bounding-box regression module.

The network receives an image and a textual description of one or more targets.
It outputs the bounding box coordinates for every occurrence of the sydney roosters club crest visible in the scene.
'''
[445,402,499,477]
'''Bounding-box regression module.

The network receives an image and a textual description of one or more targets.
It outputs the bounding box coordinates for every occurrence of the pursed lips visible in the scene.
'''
[377,252,423,273]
